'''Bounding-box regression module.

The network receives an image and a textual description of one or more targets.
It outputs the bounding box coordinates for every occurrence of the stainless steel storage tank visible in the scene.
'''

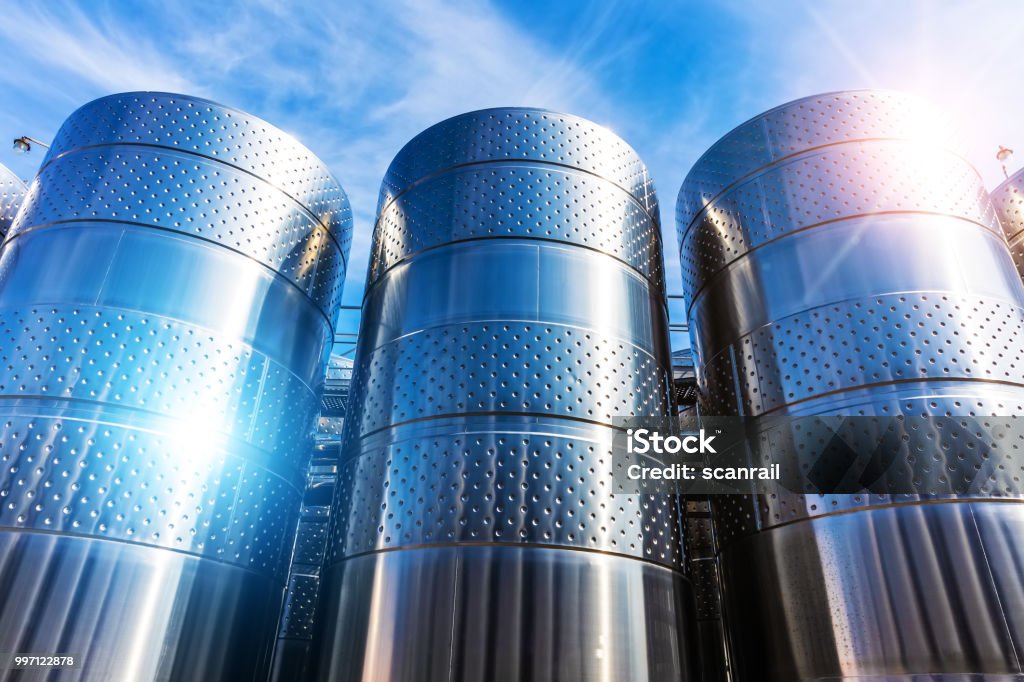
[992,167,1024,282]
[678,90,1024,680]
[316,108,695,681]
[0,162,27,236]
[0,92,350,681]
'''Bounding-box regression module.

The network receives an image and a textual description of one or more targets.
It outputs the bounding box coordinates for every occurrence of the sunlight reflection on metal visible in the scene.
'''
[678,89,1024,681]
[0,92,351,682]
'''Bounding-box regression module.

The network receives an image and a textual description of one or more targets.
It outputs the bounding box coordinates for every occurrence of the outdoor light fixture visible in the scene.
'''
[998,145,1015,178]
[12,135,49,153]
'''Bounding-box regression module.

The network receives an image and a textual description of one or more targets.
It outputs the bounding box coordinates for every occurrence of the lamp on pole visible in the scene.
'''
[12,136,49,154]
[997,145,1014,179]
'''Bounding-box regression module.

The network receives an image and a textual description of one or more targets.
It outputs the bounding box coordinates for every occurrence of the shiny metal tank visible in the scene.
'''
[0,92,350,681]
[316,108,696,682]
[0,163,27,236]
[678,90,1024,680]
[992,168,1024,282]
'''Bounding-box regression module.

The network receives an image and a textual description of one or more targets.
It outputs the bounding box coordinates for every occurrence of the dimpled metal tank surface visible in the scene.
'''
[992,168,1024,283]
[0,92,351,681]
[315,108,696,682]
[0,163,27,236]
[678,90,1024,680]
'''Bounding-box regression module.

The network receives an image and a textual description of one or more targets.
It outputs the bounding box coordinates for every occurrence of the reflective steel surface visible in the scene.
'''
[0,163,26,236]
[678,91,1024,680]
[992,168,1024,284]
[316,108,696,681]
[0,92,350,681]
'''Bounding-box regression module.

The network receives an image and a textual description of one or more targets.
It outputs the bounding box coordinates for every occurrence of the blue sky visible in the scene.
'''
[1,0,1022,335]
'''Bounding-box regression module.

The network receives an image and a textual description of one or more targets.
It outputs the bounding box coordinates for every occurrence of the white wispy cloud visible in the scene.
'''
[0,0,628,305]
[730,0,1024,185]
[152,0,622,301]
[0,2,202,98]
[4,0,1023,330]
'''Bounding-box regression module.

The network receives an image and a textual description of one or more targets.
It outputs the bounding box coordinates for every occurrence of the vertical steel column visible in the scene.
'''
[316,108,695,682]
[0,92,350,681]
[272,353,352,681]
[678,91,1024,680]
[0,163,27,236]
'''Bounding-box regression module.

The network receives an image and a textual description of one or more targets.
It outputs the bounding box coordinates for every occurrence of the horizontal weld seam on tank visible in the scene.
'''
[350,425,627,452]
[0,301,322,400]
[353,321,672,377]
[716,498,1024,553]
[345,410,643,446]
[690,88,935,159]
[35,142,350,265]
[362,235,669,306]
[3,220,339,336]
[329,539,689,573]
[682,211,1006,314]
[377,157,660,227]
[0,524,294,581]
[750,375,1024,417]
[679,202,1001,264]
[0,394,312,488]
[696,288,1024,373]
[69,91,328,149]
[677,138,982,242]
